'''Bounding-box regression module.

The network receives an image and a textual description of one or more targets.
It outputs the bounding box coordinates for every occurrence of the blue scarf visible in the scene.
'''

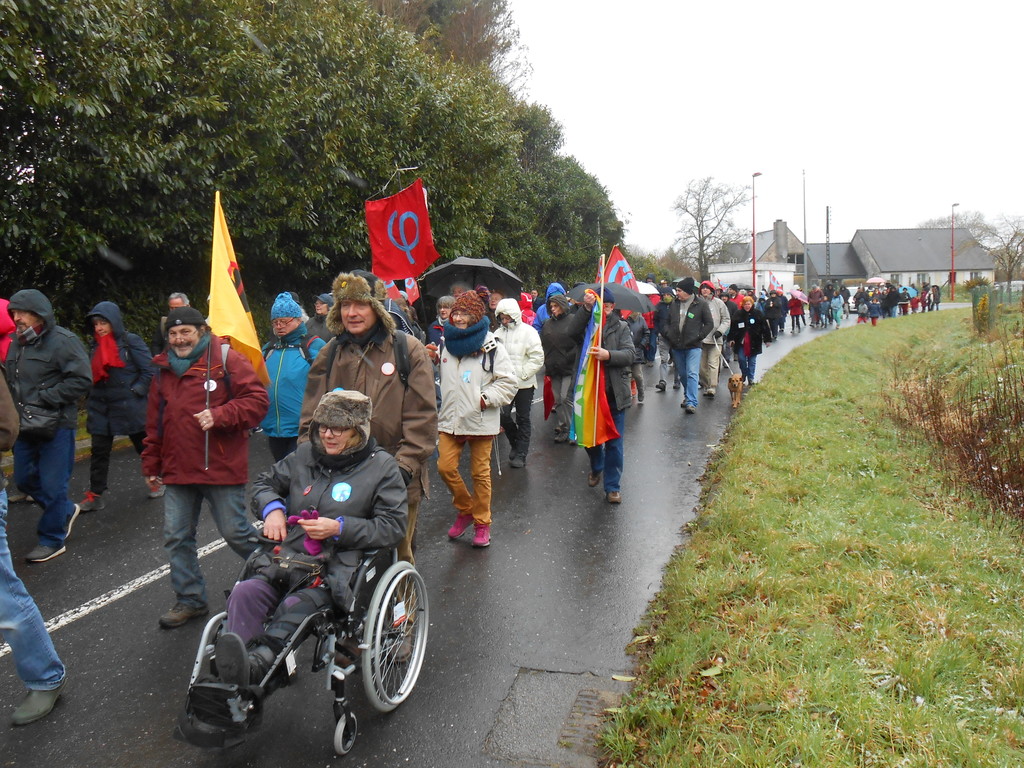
[443,317,489,358]
[168,333,211,377]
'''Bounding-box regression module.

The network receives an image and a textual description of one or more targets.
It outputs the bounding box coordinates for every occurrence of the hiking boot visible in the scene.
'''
[673,381,681,390]
[447,514,473,539]
[147,478,165,498]
[655,380,666,392]
[64,504,81,539]
[11,678,66,726]
[25,545,66,563]
[509,454,525,468]
[159,601,209,629]
[684,404,697,414]
[606,491,622,504]
[704,389,715,398]
[472,524,491,548]
[6,485,30,504]
[79,491,105,512]
[214,632,250,687]
[588,471,602,488]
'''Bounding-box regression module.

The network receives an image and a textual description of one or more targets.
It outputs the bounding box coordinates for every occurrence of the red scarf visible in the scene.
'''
[92,332,125,383]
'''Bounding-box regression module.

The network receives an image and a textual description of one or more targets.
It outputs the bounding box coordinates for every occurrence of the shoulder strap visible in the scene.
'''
[392,331,410,388]
[323,337,339,385]
[220,342,233,398]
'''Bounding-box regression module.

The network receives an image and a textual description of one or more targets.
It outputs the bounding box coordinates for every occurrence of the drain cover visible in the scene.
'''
[485,668,628,767]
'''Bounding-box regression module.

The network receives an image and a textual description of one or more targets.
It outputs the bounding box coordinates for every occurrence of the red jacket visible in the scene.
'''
[142,335,269,485]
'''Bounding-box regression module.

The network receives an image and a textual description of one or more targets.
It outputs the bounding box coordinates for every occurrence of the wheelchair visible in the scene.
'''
[174,547,429,755]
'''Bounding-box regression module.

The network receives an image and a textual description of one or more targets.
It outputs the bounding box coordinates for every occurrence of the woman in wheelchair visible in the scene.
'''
[214,389,407,690]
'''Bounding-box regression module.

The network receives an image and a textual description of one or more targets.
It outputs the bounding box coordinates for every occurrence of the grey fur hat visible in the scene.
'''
[311,390,373,449]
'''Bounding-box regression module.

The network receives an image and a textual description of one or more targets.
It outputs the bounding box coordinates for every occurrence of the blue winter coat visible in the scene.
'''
[532,282,566,331]
[261,324,326,437]
[85,301,155,436]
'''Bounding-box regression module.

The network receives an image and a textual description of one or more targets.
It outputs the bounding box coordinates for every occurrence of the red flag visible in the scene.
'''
[600,246,640,292]
[383,277,422,305]
[403,277,421,304]
[366,178,441,281]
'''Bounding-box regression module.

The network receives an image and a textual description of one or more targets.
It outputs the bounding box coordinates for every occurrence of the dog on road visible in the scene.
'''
[728,373,744,409]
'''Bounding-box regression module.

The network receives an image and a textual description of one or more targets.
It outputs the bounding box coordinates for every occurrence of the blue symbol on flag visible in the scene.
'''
[388,211,420,265]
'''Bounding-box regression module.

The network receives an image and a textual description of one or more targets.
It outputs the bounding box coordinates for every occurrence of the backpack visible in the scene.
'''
[857,302,868,316]
[262,333,320,366]
[323,330,411,389]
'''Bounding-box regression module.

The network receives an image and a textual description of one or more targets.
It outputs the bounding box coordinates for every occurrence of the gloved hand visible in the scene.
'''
[714,330,723,340]
[400,467,413,486]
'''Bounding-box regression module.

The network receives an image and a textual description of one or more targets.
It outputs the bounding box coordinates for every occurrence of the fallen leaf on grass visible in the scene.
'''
[700,666,724,677]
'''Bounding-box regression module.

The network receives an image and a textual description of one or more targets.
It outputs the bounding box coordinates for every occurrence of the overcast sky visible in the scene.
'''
[507,0,1020,254]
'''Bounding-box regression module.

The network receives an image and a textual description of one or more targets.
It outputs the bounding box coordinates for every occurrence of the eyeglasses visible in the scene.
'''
[318,425,346,436]
[271,318,298,327]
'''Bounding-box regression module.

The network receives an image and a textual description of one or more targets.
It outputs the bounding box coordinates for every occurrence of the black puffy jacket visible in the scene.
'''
[5,289,91,430]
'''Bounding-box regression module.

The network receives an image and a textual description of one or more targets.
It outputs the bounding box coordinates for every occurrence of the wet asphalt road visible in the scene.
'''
[0,324,824,768]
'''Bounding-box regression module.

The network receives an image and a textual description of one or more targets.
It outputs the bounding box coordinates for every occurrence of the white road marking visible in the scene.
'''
[0,531,251,659]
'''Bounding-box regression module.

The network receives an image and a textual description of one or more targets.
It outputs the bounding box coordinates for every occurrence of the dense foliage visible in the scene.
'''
[0,0,621,328]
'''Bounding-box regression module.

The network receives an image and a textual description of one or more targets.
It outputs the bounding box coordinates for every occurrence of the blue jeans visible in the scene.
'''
[670,347,702,408]
[163,484,259,608]
[0,490,66,690]
[13,428,76,548]
[585,406,626,493]
[736,348,758,383]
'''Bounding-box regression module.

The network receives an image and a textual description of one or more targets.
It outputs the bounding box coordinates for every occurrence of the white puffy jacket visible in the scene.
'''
[437,332,518,436]
[493,298,545,390]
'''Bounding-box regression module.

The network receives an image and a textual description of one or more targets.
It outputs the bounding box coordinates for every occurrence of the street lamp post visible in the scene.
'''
[751,172,762,290]
[950,202,959,301]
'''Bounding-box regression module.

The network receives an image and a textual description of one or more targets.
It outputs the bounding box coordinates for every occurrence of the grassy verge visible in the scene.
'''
[604,309,1024,767]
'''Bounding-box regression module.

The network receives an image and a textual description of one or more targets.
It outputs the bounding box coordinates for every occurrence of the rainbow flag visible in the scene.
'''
[570,293,621,449]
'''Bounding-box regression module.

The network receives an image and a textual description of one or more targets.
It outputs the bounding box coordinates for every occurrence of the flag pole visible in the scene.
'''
[592,251,607,440]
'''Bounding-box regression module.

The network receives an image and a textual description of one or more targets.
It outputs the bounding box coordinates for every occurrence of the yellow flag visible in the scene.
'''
[207,191,269,385]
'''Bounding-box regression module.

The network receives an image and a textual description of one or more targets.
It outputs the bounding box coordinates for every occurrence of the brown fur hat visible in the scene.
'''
[450,290,486,326]
[326,270,396,337]
[310,390,373,451]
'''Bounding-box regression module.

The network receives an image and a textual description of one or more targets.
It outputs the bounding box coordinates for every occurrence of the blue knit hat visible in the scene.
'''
[271,292,303,320]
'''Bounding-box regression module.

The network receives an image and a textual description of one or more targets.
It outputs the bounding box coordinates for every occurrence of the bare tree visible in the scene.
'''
[673,177,748,280]
[987,216,1024,282]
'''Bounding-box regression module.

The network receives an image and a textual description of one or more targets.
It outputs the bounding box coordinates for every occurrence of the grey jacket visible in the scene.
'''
[250,436,408,608]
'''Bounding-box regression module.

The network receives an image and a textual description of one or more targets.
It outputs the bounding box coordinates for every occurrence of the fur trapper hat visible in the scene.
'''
[311,390,373,449]
[326,270,396,337]
[450,290,486,326]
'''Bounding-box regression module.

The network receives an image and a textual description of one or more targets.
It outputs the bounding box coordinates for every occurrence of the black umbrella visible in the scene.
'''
[420,257,523,299]
[567,282,654,314]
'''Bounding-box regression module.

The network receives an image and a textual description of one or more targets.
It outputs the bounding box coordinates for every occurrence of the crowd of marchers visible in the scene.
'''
[0,269,945,726]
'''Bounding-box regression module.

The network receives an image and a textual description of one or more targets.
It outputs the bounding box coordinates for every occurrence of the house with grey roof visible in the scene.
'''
[712,222,994,291]
[848,228,993,288]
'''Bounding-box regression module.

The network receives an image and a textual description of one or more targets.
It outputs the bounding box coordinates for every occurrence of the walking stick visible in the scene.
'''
[203,344,212,471]
[492,435,502,477]
[716,337,733,373]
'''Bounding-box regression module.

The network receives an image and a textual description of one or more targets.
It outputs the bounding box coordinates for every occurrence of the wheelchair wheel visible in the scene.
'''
[333,711,358,755]
[361,561,428,712]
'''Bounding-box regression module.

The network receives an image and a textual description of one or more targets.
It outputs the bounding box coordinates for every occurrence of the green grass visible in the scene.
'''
[604,309,1024,767]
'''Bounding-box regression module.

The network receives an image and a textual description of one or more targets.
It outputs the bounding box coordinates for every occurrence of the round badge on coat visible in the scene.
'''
[381,361,396,376]
[331,482,352,503]
[204,379,218,392]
